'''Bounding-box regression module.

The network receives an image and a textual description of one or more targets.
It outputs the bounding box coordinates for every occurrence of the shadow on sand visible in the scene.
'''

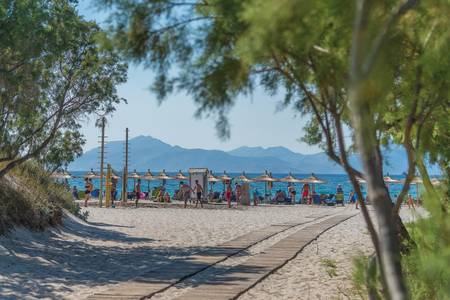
[0,215,261,299]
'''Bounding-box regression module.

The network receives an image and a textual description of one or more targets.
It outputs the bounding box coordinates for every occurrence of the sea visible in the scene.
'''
[66,171,421,200]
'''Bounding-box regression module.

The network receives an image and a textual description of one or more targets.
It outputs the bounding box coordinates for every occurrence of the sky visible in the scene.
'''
[77,1,320,154]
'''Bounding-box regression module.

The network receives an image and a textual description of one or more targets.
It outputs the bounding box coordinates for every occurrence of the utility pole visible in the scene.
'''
[122,128,129,203]
[99,116,106,207]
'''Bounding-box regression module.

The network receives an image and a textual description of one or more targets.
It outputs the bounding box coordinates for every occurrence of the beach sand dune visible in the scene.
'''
[0,205,418,299]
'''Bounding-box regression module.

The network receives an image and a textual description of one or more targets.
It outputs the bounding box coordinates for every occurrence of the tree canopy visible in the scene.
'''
[0,0,127,176]
[97,0,449,298]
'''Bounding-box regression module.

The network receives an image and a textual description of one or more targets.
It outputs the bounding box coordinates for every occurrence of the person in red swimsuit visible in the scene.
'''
[225,184,232,208]
[301,184,310,204]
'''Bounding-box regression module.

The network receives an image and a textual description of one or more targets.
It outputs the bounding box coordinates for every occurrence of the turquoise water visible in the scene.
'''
[67,171,421,200]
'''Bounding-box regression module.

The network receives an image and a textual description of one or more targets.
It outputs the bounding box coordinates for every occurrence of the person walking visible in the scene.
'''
[179,181,192,208]
[407,194,415,210]
[193,180,204,208]
[347,190,355,203]
[111,177,117,208]
[134,179,141,208]
[84,178,93,207]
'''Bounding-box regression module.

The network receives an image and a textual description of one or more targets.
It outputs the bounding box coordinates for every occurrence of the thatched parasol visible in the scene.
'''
[174,170,188,181]
[279,172,302,183]
[85,168,100,179]
[50,170,72,179]
[155,169,174,185]
[234,171,253,183]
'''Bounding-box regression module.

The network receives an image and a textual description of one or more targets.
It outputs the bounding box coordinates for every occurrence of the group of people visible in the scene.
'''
[80,177,118,207]
[78,178,419,210]
[177,180,204,208]
[269,183,313,204]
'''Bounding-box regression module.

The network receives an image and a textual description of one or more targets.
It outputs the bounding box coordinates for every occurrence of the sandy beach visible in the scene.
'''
[0,205,420,299]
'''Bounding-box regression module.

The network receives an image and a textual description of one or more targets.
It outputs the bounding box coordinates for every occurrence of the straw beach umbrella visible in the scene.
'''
[155,169,174,185]
[299,173,325,195]
[431,178,441,186]
[218,171,232,182]
[174,170,188,181]
[383,176,401,184]
[409,176,423,199]
[299,173,326,184]
[383,175,401,193]
[207,171,221,183]
[234,171,253,183]
[143,169,157,191]
[279,172,302,183]
[111,170,120,180]
[85,168,100,179]
[218,171,233,192]
[128,169,141,188]
[207,171,221,193]
[355,176,367,184]
[50,170,72,179]
[253,170,277,200]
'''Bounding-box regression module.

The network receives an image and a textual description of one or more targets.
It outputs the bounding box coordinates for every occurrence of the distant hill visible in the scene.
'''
[69,135,439,174]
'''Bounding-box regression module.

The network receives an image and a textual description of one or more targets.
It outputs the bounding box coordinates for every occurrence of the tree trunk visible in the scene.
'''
[349,1,410,297]
[349,85,408,300]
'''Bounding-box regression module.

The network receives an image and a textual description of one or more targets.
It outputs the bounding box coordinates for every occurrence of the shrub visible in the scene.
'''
[0,161,81,234]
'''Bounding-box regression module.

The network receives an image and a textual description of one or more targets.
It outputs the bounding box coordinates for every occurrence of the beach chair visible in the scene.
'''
[312,194,321,205]
[323,194,335,206]
[335,193,344,206]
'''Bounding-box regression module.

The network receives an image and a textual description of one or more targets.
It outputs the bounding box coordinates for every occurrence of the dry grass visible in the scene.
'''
[0,162,79,234]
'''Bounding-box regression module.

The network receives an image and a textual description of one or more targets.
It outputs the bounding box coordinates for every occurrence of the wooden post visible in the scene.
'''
[99,117,106,207]
[105,164,111,207]
[122,128,129,203]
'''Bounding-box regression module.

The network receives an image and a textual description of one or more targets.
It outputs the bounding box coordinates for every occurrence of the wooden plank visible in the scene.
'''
[174,212,357,300]
[86,221,304,299]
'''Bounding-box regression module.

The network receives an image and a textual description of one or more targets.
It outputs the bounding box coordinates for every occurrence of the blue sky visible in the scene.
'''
[77,1,319,154]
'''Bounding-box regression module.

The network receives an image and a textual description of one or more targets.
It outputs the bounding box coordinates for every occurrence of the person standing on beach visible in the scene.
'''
[336,184,345,206]
[84,178,93,207]
[134,179,141,207]
[111,177,117,207]
[347,190,355,203]
[235,183,242,206]
[288,183,296,204]
[301,184,310,204]
[226,184,232,208]
[407,194,415,210]
[72,186,79,200]
[253,188,259,206]
[193,180,204,208]
[179,182,192,208]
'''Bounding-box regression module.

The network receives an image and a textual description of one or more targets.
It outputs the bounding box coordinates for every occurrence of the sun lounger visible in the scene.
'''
[312,194,321,205]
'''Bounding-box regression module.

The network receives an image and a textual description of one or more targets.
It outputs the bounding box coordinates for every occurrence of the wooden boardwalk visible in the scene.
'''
[175,214,355,300]
[87,212,355,300]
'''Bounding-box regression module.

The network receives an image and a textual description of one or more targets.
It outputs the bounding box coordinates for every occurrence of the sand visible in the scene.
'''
[0,205,420,300]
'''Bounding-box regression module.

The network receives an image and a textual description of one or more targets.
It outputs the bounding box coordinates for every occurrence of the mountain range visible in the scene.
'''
[68,135,438,174]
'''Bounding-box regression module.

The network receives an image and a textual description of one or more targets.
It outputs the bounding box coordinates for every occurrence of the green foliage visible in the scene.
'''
[402,184,450,299]
[0,0,127,176]
[352,182,450,299]
[38,130,85,173]
[352,254,382,300]
[321,258,338,278]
